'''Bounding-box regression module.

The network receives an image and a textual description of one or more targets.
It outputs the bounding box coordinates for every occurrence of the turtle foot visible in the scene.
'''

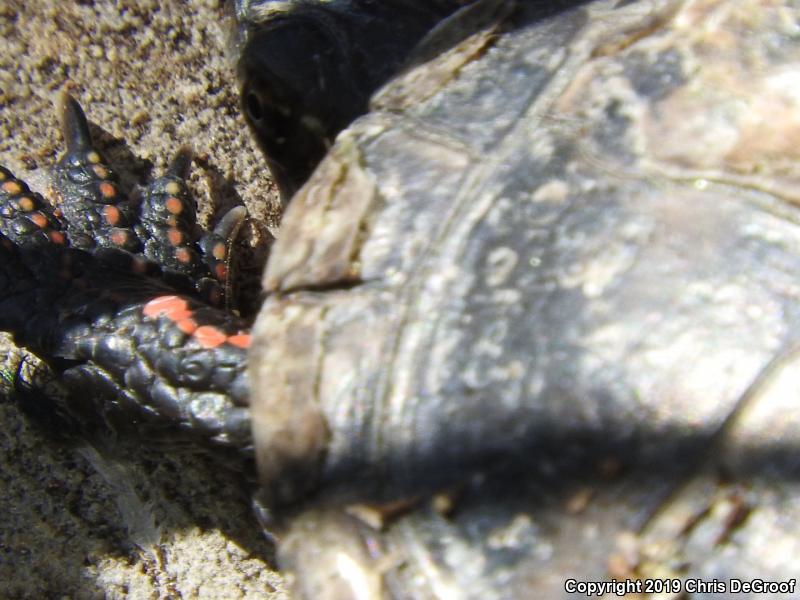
[0,94,253,452]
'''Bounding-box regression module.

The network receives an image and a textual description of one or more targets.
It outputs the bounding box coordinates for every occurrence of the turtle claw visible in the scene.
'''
[59,91,94,154]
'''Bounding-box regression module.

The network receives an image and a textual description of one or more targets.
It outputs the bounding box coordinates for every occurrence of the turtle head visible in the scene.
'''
[229,0,466,201]
[235,12,365,200]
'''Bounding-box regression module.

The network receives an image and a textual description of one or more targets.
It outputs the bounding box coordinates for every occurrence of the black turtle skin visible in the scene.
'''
[3,0,800,599]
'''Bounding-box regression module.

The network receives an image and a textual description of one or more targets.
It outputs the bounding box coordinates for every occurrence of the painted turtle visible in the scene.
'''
[243,0,800,597]
[3,0,800,598]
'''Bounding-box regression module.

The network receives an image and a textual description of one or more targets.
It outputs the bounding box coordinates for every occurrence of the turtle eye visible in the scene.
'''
[246,90,263,123]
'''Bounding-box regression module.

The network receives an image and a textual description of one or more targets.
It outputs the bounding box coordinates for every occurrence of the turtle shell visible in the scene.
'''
[248,0,800,597]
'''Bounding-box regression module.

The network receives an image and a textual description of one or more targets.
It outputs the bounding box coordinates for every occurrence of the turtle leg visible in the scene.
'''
[0,94,253,452]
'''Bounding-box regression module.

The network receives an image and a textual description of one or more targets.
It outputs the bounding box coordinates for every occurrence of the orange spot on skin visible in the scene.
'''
[18,196,34,211]
[167,228,183,246]
[29,212,48,228]
[227,333,251,349]
[165,197,183,215]
[2,180,22,195]
[104,205,120,225]
[93,165,109,179]
[212,242,226,260]
[87,151,101,164]
[168,308,195,322]
[176,318,198,334]
[143,295,194,322]
[48,231,66,245]
[214,263,227,281]
[99,182,116,198]
[175,247,192,264]
[193,325,227,348]
[110,229,128,246]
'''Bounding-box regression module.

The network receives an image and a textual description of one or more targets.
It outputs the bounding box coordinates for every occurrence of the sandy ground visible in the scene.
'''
[0,1,287,598]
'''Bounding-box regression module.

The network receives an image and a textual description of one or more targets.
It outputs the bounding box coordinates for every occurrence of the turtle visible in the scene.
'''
[2,0,800,598]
